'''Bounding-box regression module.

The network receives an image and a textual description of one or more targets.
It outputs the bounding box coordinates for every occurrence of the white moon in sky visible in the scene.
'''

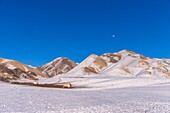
[112,35,115,38]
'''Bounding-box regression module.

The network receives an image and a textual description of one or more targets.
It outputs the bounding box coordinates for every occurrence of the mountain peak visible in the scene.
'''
[0,57,47,82]
[119,49,135,54]
[88,54,99,58]
[64,50,170,77]
[37,57,77,77]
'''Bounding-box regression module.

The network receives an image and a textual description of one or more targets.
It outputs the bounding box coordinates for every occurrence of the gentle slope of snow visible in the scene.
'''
[1,77,170,113]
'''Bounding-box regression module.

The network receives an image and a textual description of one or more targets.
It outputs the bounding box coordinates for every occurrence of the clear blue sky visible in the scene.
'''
[0,0,170,66]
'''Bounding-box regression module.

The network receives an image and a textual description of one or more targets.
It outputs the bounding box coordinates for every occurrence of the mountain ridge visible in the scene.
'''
[37,57,77,77]
[64,50,170,77]
[0,49,170,83]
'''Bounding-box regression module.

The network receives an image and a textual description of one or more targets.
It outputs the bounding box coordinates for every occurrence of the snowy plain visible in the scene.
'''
[1,76,170,113]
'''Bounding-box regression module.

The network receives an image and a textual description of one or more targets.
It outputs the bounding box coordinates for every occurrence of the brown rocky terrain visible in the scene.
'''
[0,58,48,82]
[64,50,170,77]
[37,57,77,77]
[1,50,170,83]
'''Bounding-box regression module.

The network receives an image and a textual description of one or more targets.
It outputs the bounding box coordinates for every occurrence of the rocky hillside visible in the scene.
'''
[65,50,170,77]
[66,54,108,75]
[101,50,170,77]
[1,50,170,82]
[37,57,77,77]
[0,58,47,82]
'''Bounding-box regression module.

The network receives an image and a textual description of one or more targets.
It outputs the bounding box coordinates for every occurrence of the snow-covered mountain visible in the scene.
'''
[0,50,170,83]
[100,50,170,77]
[37,57,77,77]
[65,50,170,77]
[66,54,108,76]
[0,58,47,82]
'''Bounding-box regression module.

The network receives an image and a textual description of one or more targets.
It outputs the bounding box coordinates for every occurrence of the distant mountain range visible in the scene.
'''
[0,50,170,82]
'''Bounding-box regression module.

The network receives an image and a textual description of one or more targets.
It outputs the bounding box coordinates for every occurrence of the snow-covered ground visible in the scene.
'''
[1,77,170,113]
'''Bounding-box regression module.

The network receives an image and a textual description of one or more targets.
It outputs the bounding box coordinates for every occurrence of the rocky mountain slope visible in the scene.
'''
[0,58,47,82]
[65,50,170,77]
[101,50,170,77]
[0,50,170,83]
[37,57,77,77]
[66,54,108,75]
